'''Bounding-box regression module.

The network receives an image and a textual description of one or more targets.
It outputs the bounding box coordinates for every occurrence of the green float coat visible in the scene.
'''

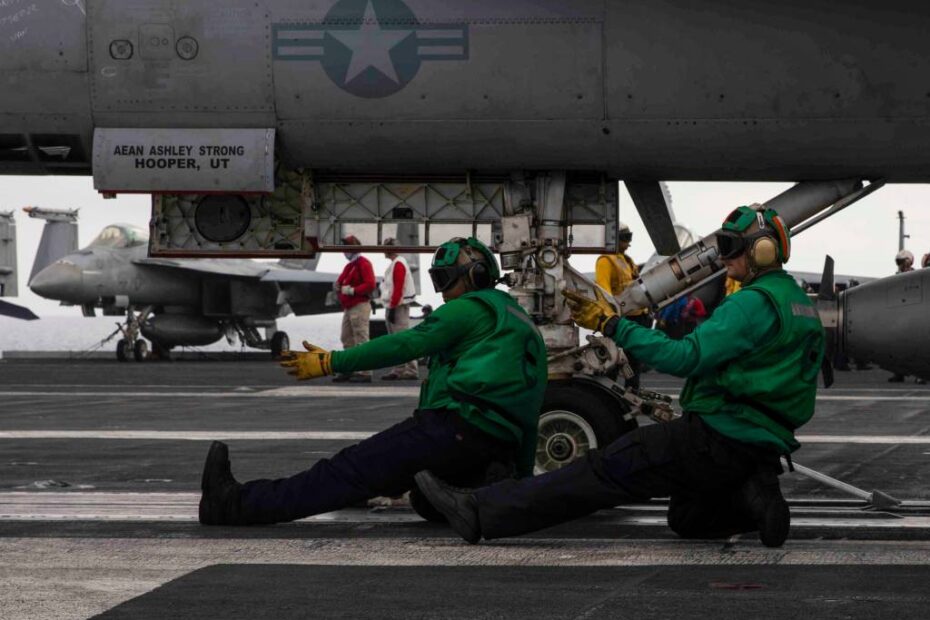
[332,288,547,476]
[613,270,824,453]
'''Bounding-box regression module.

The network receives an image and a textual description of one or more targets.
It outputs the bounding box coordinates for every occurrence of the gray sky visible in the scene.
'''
[3,175,928,317]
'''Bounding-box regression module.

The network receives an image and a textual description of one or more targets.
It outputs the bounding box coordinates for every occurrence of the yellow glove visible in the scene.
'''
[562,287,619,335]
[279,341,333,380]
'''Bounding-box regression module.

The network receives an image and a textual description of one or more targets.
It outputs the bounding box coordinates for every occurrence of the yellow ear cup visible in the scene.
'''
[751,237,778,268]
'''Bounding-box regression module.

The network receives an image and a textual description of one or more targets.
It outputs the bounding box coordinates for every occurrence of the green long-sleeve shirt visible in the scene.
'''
[332,295,537,473]
[613,288,793,451]
[332,296,496,382]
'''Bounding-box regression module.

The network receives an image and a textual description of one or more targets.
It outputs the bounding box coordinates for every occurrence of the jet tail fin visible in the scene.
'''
[0,211,18,297]
[25,207,79,285]
[818,255,836,389]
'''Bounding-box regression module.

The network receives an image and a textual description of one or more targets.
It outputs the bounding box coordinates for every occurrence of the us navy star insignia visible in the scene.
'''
[328,1,412,85]
[272,0,469,99]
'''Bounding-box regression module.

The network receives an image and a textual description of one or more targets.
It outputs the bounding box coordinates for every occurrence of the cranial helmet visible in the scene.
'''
[896,249,914,264]
[428,237,500,292]
[618,221,633,243]
[716,204,791,270]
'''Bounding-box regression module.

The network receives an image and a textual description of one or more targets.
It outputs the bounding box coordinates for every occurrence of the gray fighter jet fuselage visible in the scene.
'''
[3,1,930,182]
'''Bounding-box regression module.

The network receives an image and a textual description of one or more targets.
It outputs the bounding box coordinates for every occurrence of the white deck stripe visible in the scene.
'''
[0,430,373,440]
[0,387,421,398]
[2,492,929,529]
[2,389,929,401]
[796,435,930,444]
[1,430,929,444]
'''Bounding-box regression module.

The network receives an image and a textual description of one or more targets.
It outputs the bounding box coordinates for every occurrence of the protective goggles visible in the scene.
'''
[428,264,466,292]
[618,229,633,242]
[716,230,749,260]
[429,240,465,292]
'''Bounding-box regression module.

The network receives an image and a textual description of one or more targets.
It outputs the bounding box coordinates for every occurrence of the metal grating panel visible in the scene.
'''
[150,171,618,257]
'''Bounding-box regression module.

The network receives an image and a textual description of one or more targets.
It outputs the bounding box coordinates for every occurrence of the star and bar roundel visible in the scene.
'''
[272,0,469,99]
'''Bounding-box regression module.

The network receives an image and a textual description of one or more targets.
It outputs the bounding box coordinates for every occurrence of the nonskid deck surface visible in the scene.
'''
[1,360,929,619]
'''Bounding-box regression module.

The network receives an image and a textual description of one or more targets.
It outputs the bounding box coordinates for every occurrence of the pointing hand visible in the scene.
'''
[279,341,333,381]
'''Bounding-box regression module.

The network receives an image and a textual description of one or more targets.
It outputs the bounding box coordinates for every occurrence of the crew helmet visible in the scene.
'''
[716,204,791,269]
[896,250,914,265]
[618,221,633,243]
[428,237,500,292]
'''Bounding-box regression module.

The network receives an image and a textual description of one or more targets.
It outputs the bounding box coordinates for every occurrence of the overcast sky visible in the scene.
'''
[2,175,929,317]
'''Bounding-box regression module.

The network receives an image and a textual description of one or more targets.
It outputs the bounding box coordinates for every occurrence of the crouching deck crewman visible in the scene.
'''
[198,237,547,526]
[417,205,824,548]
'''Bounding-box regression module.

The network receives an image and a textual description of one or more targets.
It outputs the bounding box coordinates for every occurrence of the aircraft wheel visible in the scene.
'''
[116,339,131,362]
[270,331,290,359]
[133,339,149,362]
[535,382,635,474]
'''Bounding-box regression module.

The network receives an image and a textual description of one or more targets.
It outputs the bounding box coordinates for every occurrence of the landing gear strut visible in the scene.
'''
[114,306,152,362]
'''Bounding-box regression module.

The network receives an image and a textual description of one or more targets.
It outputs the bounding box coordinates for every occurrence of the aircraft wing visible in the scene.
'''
[258,270,340,284]
[789,270,876,291]
[0,299,38,321]
[133,257,270,278]
[264,267,341,316]
[134,257,340,284]
[134,257,344,316]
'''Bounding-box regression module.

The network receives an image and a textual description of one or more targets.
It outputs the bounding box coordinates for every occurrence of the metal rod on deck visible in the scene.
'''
[787,459,901,509]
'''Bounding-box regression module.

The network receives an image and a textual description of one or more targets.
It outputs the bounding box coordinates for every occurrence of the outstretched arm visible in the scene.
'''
[612,290,778,378]
[332,298,489,374]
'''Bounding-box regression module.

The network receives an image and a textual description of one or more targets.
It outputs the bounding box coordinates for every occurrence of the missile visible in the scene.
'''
[613,180,863,316]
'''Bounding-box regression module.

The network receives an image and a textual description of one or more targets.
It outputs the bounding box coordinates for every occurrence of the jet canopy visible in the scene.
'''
[88,224,149,249]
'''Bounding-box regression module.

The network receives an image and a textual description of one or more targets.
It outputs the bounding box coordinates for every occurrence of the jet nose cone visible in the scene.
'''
[29,261,83,301]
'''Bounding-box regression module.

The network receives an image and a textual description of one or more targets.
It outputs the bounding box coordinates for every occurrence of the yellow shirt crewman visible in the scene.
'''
[594,222,652,389]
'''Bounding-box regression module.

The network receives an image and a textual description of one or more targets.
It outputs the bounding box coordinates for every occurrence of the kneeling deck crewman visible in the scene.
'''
[199,237,547,526]
[417,205,824,548]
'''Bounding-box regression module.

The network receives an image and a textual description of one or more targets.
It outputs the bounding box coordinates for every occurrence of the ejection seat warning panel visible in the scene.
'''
[93,128,275,194]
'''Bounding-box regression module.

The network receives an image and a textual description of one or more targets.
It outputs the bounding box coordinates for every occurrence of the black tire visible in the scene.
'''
[270,331,290,359]
[116,339,131,362]
[535,382,636,474]
[133,339,149,362]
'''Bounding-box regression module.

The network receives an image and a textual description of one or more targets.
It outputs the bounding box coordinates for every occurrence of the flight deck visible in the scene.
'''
[1,360,930,619]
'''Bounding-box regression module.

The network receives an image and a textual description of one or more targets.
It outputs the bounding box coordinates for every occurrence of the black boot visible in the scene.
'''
[739,471,789,548]
[414,470,481,544]
[199,441,244,526]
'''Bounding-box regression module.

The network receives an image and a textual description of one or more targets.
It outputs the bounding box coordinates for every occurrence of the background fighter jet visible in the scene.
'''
[26,208,339,361]
[0,210,36,320]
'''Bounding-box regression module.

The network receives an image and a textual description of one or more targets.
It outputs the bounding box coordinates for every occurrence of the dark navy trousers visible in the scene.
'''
[238,408,513,525]
[475,412,779,540]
